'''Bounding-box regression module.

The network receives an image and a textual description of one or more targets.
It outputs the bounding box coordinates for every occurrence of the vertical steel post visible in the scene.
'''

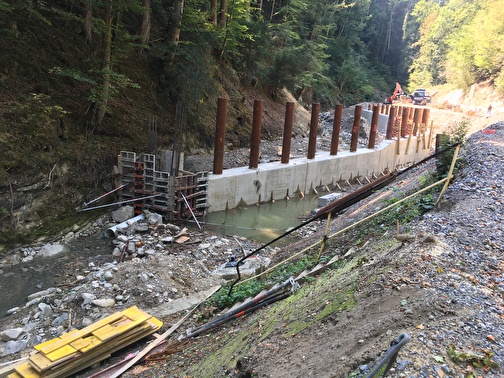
[350,105,362,152]
[421,108,430,129]
[400,107,409,138]
[213,98,228,174]
[307,103,320,159]
[249,100,263,169]
[281,102,295,164]
[368,105,379,149]
[330,104,343,155]
[386,106,396,140]
[412,108,423,136]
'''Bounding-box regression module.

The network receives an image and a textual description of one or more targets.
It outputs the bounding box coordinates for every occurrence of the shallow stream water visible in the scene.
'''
[0,194,323,320]
[0,234,114,319]
[204,194,321,244]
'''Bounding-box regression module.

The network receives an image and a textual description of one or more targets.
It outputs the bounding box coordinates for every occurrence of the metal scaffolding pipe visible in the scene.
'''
[368,105,379,149]
[281,102,295,164]
[330,104,343,155]
[307,103,320,159]
[213,98,228,174]
[249,100,263,169]
[386,106,396,139]
[350,105,362,152]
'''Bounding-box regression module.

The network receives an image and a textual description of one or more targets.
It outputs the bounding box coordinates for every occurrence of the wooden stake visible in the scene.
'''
[317,212,332,263]
[436,145,460,206]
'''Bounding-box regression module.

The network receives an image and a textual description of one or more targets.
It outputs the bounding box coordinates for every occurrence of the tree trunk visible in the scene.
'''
[97,0,113,126]
[219,0,227,27]
[385,2,397,60]
[168,0,184,45]
[140,0,151,46]
[84,0,92,43]
[269,0,275,21]
[164,0,184,68]
[210,0,217,27]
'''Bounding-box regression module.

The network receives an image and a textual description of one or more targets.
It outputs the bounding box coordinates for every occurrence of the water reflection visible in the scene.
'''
[205,194,321,244]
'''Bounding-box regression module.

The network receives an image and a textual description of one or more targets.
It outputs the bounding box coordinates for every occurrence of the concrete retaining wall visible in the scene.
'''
[206,136,432,212]
[361,109,389,134]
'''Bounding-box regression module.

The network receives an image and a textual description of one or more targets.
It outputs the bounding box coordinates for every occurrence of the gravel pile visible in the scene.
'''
[385,121,504,376]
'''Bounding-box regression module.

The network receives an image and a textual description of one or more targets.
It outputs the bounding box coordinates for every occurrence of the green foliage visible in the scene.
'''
[211,254,319,310]
[0,93,69,177]
[435,119,469,179]
[212,279,264,309]
[448,344,499,371]
[495,70,504,96]
[88,68,140,104]
[409,0,504,90]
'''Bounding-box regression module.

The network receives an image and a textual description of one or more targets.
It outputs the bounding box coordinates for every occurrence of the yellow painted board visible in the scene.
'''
[33,329,80,353]
[45,344,77,362]
[36,312,123,355]
[93,315,150,342]
[147,317,163,330]
[6,373,23,378]
[121,306,149,320]
[78,336,101,353]
[67,337,92,351]
[13,362,39,378]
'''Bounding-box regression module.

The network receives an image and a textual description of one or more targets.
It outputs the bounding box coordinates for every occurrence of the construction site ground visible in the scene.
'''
[1,89,503,377]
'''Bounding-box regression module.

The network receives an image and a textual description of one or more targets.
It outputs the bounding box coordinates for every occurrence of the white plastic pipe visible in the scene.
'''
[105,214,145,239]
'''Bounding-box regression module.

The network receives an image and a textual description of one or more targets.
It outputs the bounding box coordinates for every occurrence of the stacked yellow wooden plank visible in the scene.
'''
[7,306,162,378]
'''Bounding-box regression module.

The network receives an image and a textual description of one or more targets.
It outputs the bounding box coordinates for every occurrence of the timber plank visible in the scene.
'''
[36,313,123,355]
[12,362,38,378]
[93,314,150,342]
[6,373,22,378]
[78,336,102,354]
[22,307,162,378]
[121,306,146,320]
[45,344,77,362]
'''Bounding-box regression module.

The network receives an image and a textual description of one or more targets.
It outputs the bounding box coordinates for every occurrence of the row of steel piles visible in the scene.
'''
[212,99,431,175]
[375,103,431,140]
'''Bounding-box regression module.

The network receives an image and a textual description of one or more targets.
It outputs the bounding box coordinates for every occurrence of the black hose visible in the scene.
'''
[185,291,290,338]
[366,333,410,377]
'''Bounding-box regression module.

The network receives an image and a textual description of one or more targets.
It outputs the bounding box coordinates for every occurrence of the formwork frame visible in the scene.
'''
[118,151,208,221]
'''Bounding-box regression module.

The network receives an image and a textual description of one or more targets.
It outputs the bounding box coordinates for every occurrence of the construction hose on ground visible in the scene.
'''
[185,291,291,339]
[366,334,410,377]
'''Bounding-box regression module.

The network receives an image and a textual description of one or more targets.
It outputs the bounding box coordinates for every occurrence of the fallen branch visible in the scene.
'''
[44,163,57,189]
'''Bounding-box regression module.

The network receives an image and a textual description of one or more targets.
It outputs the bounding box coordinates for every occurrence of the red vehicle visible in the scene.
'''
[384,82,403,104]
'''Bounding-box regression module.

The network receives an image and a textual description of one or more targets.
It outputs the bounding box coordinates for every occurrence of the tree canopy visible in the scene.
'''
[408,0,504,92]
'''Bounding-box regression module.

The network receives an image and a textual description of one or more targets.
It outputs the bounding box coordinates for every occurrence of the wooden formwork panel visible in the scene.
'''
[8,307,162,378]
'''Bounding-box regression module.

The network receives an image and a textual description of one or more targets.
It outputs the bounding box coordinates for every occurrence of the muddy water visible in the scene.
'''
[0,234,114,319]
[205,194,321,245]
